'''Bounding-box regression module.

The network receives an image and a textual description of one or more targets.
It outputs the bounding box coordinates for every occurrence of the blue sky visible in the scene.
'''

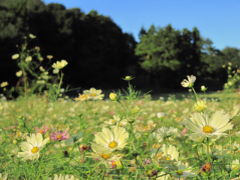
[43,0,240,49]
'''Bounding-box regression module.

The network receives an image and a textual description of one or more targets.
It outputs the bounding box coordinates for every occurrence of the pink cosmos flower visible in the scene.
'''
[50,130,70,141]
[36,126,49,134]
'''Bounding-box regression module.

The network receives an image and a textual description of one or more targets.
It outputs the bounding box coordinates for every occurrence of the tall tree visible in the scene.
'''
[135,25,204,88]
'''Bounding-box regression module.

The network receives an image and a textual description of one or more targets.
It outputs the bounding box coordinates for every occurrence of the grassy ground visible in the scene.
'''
[0,91,240,179]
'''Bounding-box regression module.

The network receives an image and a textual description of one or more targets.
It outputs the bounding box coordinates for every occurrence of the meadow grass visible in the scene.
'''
[0,91,240,179]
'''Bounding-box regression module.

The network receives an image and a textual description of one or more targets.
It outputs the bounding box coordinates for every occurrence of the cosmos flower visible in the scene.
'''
[152,144,179,163]
[93,126,128,152]
[18,133,49,160]
[16,70,23,77]
[0,82,8,88]
[52,60,68,73]
[47,55,53,60]
[36,126,49,135]
[83,88,104,100]
[29,34,36,39]
[104,115,128,127]
[50,130,70,141]
[193,100,207,112]
[109,93,118,101]
[11,53,19,60]
[91,143,122,165]
[185,111,233,140]
[160,144,179,161]
[74,94,90,101]
[231,160,240,170]
[135,120,156,132]
[25,56,32,62]
[181,75,196,88]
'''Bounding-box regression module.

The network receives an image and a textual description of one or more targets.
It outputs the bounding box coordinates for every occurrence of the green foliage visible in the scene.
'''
[0,0,137,88]
[135,25,181,72]
[3,34,68,99]
[223,62,240,90]
[135,25,203,75]
[120,76,149,100]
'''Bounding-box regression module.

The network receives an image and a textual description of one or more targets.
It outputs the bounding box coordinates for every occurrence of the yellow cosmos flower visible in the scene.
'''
[181,75,196,88]
[152,144,179,162]
[47,55,53,60]
[29,33,36,39]
[11,53,19,60]
[109,93,118,101]
[52,60,68,70]
[185,111,233,140]
[91,143,122,166]
[16,70,23,77]
[93,126,128,151]
[74,94,90,101]
[231,159,240,170]
[18,133,49,160]
[25,56,32,62]
[0,82,8,88]
[161,144,179,161]
[83,88,104,100]
[193,100,207,112]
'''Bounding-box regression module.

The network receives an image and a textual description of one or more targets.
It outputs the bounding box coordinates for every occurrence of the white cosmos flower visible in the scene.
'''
[18,133,49,160]
[161,144,179,161]
[152,144,179,162]
[181,75,196,88]
[83,88,104,100]
[93,126,128,151]
[91,143,122,162]
[52,60,68,70]
[185,111,233,140]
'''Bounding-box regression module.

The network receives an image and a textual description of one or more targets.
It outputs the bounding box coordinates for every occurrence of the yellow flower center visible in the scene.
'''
[202,126,214,133]
[101,153,111,159]
[91,93,97,97]
[56,134,62,140]
[39,129,44,134]
[165,156,171,161]
[108,141,118,148]
[31,147,39,154]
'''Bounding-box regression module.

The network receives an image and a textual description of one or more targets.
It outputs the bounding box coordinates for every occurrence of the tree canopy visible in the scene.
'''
[0,0,239,91]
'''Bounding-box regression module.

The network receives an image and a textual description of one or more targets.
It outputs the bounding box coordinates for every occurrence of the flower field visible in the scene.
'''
[1,81,240,179]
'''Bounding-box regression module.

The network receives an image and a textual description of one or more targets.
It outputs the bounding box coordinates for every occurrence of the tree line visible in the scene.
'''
[0,0,239,92]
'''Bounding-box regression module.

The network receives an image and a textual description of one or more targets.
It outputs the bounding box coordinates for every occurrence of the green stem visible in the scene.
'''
[55,71,64,100]
[191,87,198,101]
